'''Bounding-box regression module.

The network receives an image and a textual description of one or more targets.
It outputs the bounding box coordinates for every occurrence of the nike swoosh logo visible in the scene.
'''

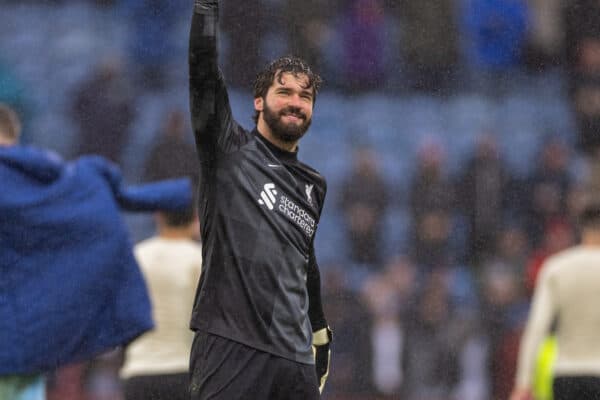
[268,164,282,168]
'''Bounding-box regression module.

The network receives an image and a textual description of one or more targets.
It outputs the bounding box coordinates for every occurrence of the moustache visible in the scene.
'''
[279,108,306,120]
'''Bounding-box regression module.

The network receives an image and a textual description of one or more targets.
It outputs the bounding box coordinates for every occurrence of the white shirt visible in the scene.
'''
[121,236,202,378]
[515,245,600,387]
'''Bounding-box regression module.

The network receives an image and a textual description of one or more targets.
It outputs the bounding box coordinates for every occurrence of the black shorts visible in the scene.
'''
[554,375,600,400]
[189,331,320,400]
[124,372,188,400]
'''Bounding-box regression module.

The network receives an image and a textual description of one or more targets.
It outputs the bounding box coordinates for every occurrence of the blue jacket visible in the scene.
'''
[0,146,192,375]
[461,0,529,69]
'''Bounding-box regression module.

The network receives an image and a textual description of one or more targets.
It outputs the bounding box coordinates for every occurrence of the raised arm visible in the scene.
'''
[189,0,243,159]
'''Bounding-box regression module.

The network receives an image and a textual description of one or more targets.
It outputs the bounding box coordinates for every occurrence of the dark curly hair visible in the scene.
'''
[252,56,322,124]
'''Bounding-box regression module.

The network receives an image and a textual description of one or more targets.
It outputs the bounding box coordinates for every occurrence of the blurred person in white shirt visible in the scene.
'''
[121,206,202,400]
[511,198,600,400]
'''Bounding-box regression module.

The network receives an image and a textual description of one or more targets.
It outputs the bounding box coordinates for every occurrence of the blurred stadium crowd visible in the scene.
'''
[2,0,600,399]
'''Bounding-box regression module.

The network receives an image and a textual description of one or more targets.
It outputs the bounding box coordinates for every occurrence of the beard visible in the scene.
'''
[262,103,312,143]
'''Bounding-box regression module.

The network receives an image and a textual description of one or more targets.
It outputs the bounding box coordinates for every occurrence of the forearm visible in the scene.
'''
[189,2,219,144]
[189,0,241,158]
[189,2,218,81]
[307,251,327,332]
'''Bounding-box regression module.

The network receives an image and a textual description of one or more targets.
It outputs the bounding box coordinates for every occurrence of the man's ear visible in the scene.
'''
[254,97,264,113]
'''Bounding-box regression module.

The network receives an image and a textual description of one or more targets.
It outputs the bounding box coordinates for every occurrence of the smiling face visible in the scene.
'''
[254,71,315,148]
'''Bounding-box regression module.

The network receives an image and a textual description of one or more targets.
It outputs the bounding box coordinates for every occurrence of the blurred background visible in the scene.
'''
[2,0,600,399]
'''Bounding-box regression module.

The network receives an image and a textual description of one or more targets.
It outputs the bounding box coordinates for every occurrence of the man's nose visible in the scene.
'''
[287,94,303,108]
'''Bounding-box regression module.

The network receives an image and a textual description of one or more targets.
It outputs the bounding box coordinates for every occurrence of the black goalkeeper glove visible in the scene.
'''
[312,327,332,394]
[194,0,218,15]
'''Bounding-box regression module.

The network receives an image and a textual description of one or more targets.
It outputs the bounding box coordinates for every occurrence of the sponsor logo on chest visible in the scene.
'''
[258,183,316,237]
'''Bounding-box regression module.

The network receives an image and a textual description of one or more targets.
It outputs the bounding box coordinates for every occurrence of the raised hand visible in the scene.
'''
[194,0,218,15]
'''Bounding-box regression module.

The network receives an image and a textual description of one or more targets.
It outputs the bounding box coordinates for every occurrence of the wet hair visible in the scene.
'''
[0,103,21,142]
[161,206,195,228]
[252,56,322,124]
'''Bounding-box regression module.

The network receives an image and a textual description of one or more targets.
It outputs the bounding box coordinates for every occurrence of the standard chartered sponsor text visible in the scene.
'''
[278,195,315,237]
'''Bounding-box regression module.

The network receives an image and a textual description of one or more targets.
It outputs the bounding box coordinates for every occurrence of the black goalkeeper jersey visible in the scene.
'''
[188,10,327,364]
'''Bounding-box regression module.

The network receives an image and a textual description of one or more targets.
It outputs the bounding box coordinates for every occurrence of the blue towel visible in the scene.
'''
[0,146,192,375]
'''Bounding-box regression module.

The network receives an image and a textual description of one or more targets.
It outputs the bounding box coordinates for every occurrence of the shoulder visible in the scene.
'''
[134,237,161,257]
[542,246,588,275]
[180,240,203,258]
[217,124,254,155]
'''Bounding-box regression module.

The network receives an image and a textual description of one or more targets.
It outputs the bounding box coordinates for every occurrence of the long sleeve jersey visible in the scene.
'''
[188,5,328,364]
[515,245,600,387]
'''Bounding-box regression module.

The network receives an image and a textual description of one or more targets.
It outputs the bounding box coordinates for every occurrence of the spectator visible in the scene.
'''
[120,0,186,90]
[409,138,455,218]
[71,57,135,164]
[402,269,471,400]
[485,224,530,277]
[460,0,530,92]
[522,0,565,70]
[564,1,600,156]
[571,74,600,156]
[395,0,459,93]
[479,263,528,400]
[361,256,418,396]
[524,137,573,246]
[408,139,456,269]
[563,0,600,73]
[284,0,338,84]
[322,266,372,396]
[339,147,389,267]
[411,209,455,271]
[337,0,388,91]
[457,133,514,266]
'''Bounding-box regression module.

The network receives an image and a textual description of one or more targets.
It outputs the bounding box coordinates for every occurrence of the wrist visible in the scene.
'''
[313,326,332,346]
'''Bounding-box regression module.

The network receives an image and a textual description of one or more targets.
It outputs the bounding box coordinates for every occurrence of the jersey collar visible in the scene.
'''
[252,128,299,162]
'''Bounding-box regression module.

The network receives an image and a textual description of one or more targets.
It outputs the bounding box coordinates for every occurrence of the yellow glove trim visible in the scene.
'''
[318,348,330,394]
[312,327,331,346]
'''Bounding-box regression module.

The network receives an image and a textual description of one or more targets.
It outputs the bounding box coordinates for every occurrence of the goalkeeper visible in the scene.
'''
[187,0,331,398]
